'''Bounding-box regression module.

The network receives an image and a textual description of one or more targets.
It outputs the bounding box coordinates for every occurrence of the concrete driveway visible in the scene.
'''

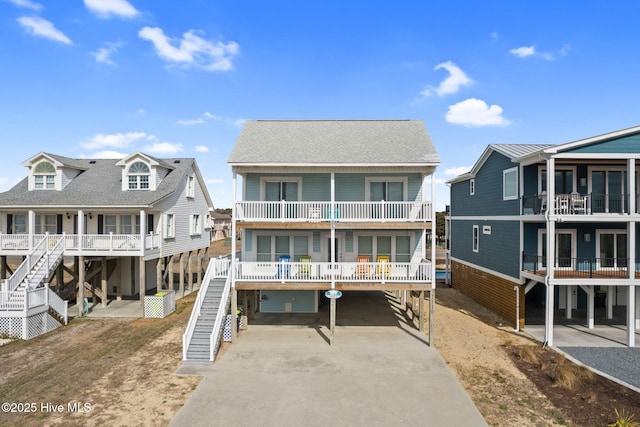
[171,291,487,426]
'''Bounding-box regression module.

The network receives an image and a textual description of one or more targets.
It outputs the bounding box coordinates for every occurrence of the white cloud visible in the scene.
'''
[81,131,147,149]
[509,45,535,58]
[206,178,224,184]
[490,32,498,40]
[178,118,204,125]
[445,98,510,127]
[421,61,473,97]
[83,0,139,19]
[195,145,210,153]
[90,41,124,65]
[138,26,239,71]
[143,141,183,154]
[445,166,471,176]
[5,0,42,10]
[137,108,145,115]
[17,16,71,44]
[204,112,220,120]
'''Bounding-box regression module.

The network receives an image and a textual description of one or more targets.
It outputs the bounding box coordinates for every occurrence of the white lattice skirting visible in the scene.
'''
[0,312,61,340]
[144,291,176,318]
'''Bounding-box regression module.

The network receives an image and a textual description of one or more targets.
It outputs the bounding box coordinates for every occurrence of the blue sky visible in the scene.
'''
[2,0,640,210]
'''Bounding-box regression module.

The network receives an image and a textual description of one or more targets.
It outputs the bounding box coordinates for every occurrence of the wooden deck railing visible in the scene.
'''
[235,201,433,222]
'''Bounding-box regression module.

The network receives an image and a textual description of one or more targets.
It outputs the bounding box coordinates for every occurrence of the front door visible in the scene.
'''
[327,237,341,263]
[539,230,576,270]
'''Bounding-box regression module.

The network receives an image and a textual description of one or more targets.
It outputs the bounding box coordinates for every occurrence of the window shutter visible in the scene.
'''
[97,214,104,234]
[7,214,12,234]
[57,215,63,234]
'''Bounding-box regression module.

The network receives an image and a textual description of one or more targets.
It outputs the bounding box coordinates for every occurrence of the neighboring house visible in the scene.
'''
[447,126,640,347]
[0,152,214,339]
[211,211,232,241]
[227,119,440,320]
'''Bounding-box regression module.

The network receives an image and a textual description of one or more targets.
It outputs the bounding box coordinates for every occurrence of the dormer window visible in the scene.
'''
[128,162,150,190]
[34,161,56,189]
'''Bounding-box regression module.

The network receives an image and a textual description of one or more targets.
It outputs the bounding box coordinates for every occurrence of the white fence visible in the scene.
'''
[235,201,433,222]
[235,261,432,283]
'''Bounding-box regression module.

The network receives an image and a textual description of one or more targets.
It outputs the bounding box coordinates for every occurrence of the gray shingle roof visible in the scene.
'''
[228,120,440,165]
[0,156,196,207]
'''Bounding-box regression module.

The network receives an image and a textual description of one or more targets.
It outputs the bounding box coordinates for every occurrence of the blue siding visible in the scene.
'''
[567,134,640,153]
[451,219,520,278]
[260,290,317,313]
[450,151,520,216]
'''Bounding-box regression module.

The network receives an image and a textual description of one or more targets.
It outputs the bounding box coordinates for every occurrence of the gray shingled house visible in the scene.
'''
[226,119,440,334]
[0,152,214,339]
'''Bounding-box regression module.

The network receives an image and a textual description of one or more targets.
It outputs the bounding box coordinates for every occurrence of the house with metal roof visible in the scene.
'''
[446,126,640,347]
[0,151,214,339]
[221,119,440,344]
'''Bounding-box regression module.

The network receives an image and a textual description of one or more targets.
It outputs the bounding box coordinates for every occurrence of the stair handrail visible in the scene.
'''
[182,257,230,361]
[45,284,68,324]
[3,235,49,292]
[28,237,65,290]
[208,270,232,362]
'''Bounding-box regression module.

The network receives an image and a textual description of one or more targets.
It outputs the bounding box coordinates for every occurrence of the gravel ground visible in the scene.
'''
[559,347,640,389]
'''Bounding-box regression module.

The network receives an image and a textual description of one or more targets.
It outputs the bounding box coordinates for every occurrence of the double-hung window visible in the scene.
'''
[165,214,175,238]
[472,225,479,253]
[191,214,201,235]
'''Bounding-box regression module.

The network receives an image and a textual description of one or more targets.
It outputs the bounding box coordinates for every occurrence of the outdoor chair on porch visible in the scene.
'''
[377,255,391,278]
[298,255,311,279]
[356,255,371,279]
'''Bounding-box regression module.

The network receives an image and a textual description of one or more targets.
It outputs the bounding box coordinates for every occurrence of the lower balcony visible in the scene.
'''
[234,261,433,290]
[0,233,162,256]
[522,253,640,279]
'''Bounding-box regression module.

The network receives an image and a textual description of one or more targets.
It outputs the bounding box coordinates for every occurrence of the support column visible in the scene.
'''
[188,251,193,293]
[607,286,614,319]
[231,171,238,343]
[545,158,555,347]
[419,290,424,332]
[566,286,572,319]
[169,255,175,293]
[179,253,185,297]
[101,256,107,308]
[156,258,162,292]
[139,256,146,307]
[78,256,85,317]
[330,298,336,346]
[429,288,435,346]
[628,285,636,347]
[586,285,594,329]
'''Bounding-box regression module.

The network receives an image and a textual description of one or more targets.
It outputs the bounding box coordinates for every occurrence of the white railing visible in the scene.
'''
[235,261,432,283]
[0,285,68,322]
[46,286,69,324]
[2,235,49,292]
[182,257,231,361]
[0,232,161,254]
[209,270,232,362]
[235,201,433,222]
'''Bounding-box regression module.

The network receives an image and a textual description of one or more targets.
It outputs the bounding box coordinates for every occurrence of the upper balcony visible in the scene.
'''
[0,233,162,257]
[235,201,433,229]
[522,193,640,216]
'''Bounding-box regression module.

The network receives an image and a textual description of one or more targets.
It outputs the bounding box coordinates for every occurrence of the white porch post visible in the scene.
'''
[139,210,146,253]
[28,210,35,250]
[628,285,636,347]
[628,158,636,215]
[330,172,337,344]
[231,171,238,343]
[586,285,594,329]
[545,157,555,346]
